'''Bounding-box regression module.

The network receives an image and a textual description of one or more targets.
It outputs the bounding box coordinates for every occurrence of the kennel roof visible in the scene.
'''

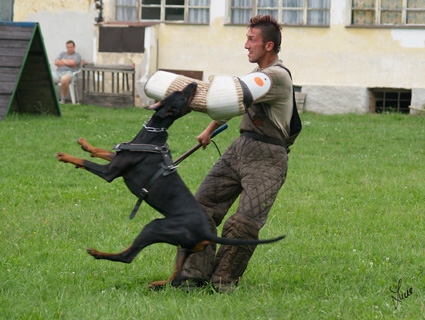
[0,21,60,120]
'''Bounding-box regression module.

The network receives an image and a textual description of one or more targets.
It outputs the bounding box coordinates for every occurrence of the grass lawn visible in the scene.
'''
[1,105,425,319]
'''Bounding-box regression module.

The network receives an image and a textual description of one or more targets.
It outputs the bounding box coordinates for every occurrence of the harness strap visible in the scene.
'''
[127,144,177,220]
[129,164,168,219]
[276,64,302,149]
[114,143,167,153]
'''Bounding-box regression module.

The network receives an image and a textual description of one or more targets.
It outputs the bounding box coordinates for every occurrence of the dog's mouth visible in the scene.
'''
[186,82,198,101]
[183,82,198,110]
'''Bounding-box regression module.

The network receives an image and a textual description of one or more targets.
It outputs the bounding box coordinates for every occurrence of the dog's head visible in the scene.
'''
[147,82,197,120]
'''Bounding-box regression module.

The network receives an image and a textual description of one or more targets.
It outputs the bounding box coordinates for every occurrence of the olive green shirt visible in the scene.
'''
[240,59,294,141]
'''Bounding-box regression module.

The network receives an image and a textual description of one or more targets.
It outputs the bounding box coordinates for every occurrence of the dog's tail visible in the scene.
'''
[208,234,286,246]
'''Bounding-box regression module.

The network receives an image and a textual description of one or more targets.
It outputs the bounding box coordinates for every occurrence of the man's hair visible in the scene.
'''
[66,40,75,47]
[248,15,282,54]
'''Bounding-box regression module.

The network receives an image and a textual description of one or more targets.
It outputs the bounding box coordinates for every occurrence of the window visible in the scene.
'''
[370,89,411,114]
[99,27,145,52]
[115,0,210,24]
[229,0,330,26]
[351,0,425,26]
[0,0,13,21]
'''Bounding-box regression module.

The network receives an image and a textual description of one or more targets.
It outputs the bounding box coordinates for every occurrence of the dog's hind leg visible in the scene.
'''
[86,232,153,263]
[87,246,137,264]
[148,241,213,290]
[87,219,171,264]
[148,248,191,290]
[78,138,115,161]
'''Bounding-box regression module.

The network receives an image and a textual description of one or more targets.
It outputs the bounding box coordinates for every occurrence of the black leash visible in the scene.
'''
[173,124,228,166]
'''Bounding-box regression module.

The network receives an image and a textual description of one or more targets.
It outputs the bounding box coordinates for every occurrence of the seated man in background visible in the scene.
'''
[52,40,82,104]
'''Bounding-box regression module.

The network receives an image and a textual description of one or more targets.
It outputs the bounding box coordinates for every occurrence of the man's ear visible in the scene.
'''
[265,41,274,52]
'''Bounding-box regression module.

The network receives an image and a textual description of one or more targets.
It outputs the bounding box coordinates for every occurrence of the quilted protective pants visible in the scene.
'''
[179,135,288,287]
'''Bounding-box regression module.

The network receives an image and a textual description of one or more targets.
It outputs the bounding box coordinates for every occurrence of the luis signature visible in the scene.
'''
[389,278,413,309]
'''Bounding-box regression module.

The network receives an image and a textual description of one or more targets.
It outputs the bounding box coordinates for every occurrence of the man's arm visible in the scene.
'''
[54,59,64,67]
[197,121,221,149]
[55,58,77,68]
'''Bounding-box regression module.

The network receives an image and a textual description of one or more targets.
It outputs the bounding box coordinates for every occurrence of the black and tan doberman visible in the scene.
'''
[56,82,285,289]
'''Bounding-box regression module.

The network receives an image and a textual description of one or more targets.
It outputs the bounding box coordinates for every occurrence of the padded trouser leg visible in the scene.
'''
[211,214,259,287]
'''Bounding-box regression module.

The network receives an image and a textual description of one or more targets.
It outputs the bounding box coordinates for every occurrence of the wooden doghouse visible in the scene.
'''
[0,22,60,120]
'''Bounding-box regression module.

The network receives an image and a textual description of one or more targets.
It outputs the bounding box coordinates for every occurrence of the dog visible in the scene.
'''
[56,82,285,289]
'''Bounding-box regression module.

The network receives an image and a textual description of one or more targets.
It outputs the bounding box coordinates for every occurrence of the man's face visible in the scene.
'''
[66,43,75,55]
[244,27,266,64]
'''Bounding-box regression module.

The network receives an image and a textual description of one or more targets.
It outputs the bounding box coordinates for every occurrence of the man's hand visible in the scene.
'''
[197,121,220,149]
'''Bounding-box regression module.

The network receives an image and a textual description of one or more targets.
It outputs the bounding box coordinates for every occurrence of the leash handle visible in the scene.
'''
[173,124,228,165]
[211,123,228,138]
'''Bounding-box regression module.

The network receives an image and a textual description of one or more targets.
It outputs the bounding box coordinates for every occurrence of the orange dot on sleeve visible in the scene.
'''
[254,76,264,86]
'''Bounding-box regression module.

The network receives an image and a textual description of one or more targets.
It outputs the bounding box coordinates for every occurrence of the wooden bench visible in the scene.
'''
[82,64,135,107]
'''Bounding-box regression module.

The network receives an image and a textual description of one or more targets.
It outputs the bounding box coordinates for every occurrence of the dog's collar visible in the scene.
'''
[143,124,167,133]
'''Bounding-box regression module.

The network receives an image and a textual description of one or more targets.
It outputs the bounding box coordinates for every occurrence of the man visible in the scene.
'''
[175,15,301,292]
[52,40,82,103]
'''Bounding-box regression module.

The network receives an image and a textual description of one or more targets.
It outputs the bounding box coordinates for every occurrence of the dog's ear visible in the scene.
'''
[147,101,161,110]
[148,101,174,118]
[155,106,175,119]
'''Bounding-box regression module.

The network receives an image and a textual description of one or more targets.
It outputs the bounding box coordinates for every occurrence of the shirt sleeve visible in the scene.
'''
[55,52,66,60]
[251,66,294,137]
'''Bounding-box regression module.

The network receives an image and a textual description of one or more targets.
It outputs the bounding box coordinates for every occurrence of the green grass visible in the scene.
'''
[1,105,425,319]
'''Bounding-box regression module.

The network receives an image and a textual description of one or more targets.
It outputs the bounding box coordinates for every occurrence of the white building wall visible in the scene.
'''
[14,0,96,68]
[153,1,425,113]
[13,0,425,112]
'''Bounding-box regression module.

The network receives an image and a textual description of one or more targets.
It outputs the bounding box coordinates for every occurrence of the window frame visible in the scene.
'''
[350,0,425,27]
[370,88,412,114]
[227,0,331,27]
[115,0,210,24]
[98,26,145,53]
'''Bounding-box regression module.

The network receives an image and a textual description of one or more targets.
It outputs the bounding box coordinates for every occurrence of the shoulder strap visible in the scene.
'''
[277,64,302,148]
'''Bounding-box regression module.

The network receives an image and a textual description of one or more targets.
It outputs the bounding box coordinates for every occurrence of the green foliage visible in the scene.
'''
[1,106,425,319]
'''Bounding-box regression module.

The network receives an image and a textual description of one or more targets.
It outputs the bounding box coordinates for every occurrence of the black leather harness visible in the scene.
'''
[113,142,177,219]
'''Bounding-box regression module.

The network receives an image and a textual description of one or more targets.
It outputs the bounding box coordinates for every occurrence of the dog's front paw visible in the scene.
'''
[56,153,84,168]
[56,152,70,163]
[78,138,89,150]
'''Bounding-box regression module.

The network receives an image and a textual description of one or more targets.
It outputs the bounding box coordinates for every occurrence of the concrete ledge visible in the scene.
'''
[301,85,369,114]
